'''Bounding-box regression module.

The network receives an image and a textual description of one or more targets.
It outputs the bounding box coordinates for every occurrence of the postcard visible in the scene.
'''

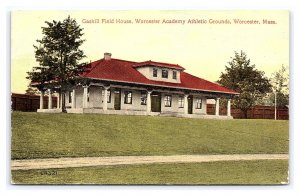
[11,10,289,184]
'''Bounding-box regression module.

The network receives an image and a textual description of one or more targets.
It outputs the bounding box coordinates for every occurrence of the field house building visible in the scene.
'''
[38,53,239,119]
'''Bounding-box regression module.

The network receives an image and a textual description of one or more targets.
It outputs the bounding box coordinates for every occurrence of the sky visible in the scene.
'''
[11,10,289,93]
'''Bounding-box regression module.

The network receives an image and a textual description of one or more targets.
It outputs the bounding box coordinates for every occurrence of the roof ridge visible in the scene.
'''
[83,58,138,76]
[110,58,137,63]
[135,60,182,66]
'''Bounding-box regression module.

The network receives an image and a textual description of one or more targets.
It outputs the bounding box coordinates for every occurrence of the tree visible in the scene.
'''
[27,16,87,111]
[270,65,289,107]
[218,51,272,118]
[257,65,289,107]
[26,58,54,93]
[25,86,40,95]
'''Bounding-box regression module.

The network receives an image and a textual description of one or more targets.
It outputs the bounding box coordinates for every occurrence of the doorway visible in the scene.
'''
[151,92,161,112]
[188,95,193,114]
[114,89,121,110]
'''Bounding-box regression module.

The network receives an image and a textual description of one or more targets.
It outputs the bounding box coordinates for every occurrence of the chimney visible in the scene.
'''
[104,52,112,60]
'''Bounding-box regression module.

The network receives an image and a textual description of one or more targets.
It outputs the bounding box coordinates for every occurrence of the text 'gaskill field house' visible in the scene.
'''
[37,53,239,119]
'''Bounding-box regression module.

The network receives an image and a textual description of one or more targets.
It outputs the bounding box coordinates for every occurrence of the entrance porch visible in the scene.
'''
[37,82,233,119]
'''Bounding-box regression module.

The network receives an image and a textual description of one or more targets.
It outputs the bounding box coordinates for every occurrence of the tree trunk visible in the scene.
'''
[242,109,248,119]
[61,91,67,113]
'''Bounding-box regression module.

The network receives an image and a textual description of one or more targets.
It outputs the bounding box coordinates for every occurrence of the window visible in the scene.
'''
[141,92,147,105]
[162,69,168,78]
[172,71,177,80]
[178,96,184,108]
[164,95,172,107]
[87,88,90,102]
[153,68,158,77]
[101,89,111,103]
[124,91,132,104]
[196,98,202,109]
[69,91,73,103]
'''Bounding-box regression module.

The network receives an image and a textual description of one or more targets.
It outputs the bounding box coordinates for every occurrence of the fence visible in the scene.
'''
[207,104,289,120]
[11,93,57,112]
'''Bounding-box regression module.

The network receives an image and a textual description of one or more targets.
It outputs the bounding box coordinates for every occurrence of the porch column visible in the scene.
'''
[146,91,152,113]
[215,97,220,116]
[103,86,110,111]
[184,94,188,115]
[57,92,60,109]
[83,86,88,108]
[39,90,44,109]
[227,99,231,116]
[48,89,52,109]
[72,89,76,109]
[60,92,63,109]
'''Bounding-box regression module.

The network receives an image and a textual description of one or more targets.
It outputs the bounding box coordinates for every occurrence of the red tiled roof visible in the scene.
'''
[81,58,239,95]
[132,60,185,70]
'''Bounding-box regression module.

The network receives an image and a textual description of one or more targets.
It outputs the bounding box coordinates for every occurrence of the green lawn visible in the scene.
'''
[11,160,288,184]
[11,112,288,159]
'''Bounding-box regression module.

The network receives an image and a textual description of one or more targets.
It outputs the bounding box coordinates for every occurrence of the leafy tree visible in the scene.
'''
[26,60,54,93]
[270,65,289,107]
[218,51,272,118]
[269,92,289,107]
[25,86,40,95]
[27,16,87,111]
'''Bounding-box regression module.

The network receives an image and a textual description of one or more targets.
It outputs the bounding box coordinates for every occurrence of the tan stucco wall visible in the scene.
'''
[75,87,83,108]
[88,86,115,109]
[120,89,147,111]
[159,93,207,114]
[192,95,207,114]
[160,93,184,114]
[88,86,101,108]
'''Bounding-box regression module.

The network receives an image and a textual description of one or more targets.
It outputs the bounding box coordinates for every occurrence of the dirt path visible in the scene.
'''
[11,154,288,170]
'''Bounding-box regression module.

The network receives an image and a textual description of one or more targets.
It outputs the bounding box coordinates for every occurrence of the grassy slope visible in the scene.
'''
[11,160,288,184]
[11,112,289,159]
